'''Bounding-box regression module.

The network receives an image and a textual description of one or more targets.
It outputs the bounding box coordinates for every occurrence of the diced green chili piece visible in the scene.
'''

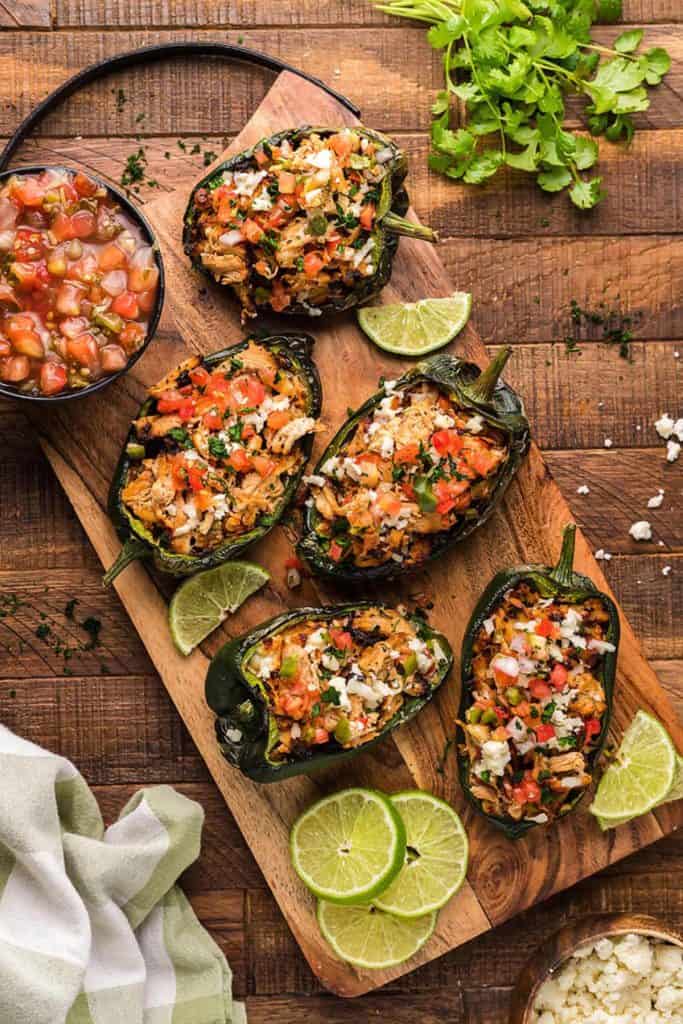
[505,686,522,706]
[466,706,482,724]
[125,442,145,459]
[280,654,299,678]
[333,717,352,744]
[94,309,124,334]
[413,475,437,514]
[308,212,328,236]
[481,708,498,726]
[402,652,417,675]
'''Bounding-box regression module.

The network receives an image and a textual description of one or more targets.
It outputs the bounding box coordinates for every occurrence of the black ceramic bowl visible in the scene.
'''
[0,164,165,404]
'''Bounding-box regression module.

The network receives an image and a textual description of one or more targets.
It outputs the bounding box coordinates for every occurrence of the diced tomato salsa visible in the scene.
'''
[0,168,160,396]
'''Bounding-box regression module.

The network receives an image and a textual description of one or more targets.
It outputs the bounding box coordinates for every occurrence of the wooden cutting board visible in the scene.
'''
[28,70,683,996]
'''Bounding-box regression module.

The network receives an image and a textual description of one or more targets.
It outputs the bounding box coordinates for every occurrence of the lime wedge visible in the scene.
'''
[169,561,269,655]
[317,900,436,969]
[372,791,468,919]
[590,711,677,825]
[357,292,472,357]
[290,788,406,905]
[596,752,683,831]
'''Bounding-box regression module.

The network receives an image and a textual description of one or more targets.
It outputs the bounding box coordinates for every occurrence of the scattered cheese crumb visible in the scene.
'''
[629,520,652,541]
[666,440,681,463]
[662,565,672,576]
[576,484,590,495]
[647,489,665,509]
[655,413,675,439]
[604,438,613,448]
[595,549,612,561]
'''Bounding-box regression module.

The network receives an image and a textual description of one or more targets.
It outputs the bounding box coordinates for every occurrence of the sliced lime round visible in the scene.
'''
[357,292,472,357]
[597,751,683,830]
[372,791,468,919]
[290,788,406,905]
[317,900,436,969]
[169,561,269,655]
[590,710,677,824]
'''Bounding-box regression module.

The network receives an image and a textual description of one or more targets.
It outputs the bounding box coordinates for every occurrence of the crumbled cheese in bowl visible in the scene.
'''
[531,932,683,1023]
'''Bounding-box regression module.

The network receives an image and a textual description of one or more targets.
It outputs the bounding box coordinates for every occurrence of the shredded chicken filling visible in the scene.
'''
[187,129,393,317]
[460,582,613,824]
[245,607,448,760]
[121,341,317,556]
[306,381,508,569]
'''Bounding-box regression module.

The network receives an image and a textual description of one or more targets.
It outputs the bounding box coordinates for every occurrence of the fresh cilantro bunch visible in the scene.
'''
[374,0,671,208]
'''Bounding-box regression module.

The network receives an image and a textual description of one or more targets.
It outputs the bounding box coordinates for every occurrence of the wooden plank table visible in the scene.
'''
[0,2,681,1019]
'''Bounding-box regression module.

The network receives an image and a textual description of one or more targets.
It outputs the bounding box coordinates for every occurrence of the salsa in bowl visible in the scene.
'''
[0,165,164,401]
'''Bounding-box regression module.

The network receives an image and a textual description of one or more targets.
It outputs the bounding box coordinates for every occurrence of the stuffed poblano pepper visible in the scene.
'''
[457,524,619,839]
[206,603,453,782]
[183,125,437,321]
[104,334,321,584]
[297,347,529,582]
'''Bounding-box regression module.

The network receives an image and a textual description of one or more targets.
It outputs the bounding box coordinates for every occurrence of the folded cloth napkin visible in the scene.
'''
[0,725,246,1024]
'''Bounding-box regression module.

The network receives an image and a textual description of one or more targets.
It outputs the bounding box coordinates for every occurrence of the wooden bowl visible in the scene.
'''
[509,913,683,1024]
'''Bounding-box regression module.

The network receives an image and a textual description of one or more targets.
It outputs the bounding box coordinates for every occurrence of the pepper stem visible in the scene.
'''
[550,524,577,588]
[382,211,439,243]
[466,346,512,404]
[102,537,148,587]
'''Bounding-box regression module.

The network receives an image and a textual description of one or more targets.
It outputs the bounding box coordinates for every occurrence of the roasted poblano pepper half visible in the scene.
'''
[205,603,453,782]
[297,347,529,583]
[104,334,321,584]
[457,524,620,840]
[183,125,437,320]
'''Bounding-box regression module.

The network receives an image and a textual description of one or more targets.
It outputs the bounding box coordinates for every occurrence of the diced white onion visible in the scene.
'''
[219,229,245,248]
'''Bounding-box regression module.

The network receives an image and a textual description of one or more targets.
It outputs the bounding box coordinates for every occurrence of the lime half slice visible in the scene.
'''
[169,561,269,655]
[357,292,472,357]
[597,751,683,831]
[317,900,436,969]
[590,711,677,825]
[290,788,406,905]
[373,791,468,919]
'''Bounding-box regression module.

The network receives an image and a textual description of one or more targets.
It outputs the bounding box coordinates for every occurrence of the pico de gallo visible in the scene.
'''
[459,584,614,826]
[0,167,160,396]
[305,380,509,570]
[120,340,319,557]
[184,127,430,319]
[244,606,450,760]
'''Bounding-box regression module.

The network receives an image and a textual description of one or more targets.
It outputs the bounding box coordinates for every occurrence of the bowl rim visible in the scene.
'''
[0,162,165,403]
[510,911,683,1024]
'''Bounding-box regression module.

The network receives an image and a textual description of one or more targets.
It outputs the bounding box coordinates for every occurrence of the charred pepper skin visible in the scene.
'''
[297,346,530,583]
[182,125,437,319]
[103,334,322,585]
[457,524,620,840]
[205,603,453,783]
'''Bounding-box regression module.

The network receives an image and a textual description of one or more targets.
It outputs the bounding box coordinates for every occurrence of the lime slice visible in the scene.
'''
[357,292,472,357]
[290,788,406,905]
[590,711,677,824]
[372,791,468,919]
[317,900,436,969]
[169,561,269,655]
[596,752,683,831]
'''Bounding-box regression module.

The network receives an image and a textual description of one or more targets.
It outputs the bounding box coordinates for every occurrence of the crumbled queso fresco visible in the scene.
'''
[531,933,683,1024]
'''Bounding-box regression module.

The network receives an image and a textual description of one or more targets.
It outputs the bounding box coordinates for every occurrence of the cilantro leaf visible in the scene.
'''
[569,177,605,209]
[614,29,643,54]
[537,166,572,192]
[573,136,599,170]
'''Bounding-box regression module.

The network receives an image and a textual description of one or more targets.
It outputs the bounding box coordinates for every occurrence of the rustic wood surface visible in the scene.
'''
[0,4,681,1019]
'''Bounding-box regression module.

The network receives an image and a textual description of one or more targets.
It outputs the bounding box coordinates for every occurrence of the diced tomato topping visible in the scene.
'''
[156,390,184,413]
[524,779,542,803]
[313,728,329,745]
[98,244,127,271]
[330,628,353,650]
[550,663,568,689]
[111,291,139,319]
[401,481,416,500]
[303,251,325,277]
[432,429,464,456]
[254,148,270,168]
[535,617,555,638]
[584,717,602,741]
[512,785,528,805]
[245,376,266,405]
[528,678,553,699]
[189,365,210,388]
[99,344,128,373]
[0,355,30,381]
[187,466,206,492]
[434,478,470,516]
[70,210,96,238]
[39,361,67,394]
[394,443,420,464]
[66,333,99,369]
[11,178,45,207]
[465,444,500,477]
[284,556,304,571]
[359,203,375,231]
[269,278,290,312]
[267,409,290,431]
[534,723,556,743]
[208,372,232,395]
[202,410,223,431]
[328,133,354,160]
[178,400,196,422]
[120,322,145,352]
[375,492,402,518]
[241,423,256,440]
[195,489,214,512]
[51,212,78,242]
[228,448,253,473]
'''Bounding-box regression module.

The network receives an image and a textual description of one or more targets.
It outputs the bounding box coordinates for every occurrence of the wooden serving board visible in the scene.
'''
[26,71,682,996]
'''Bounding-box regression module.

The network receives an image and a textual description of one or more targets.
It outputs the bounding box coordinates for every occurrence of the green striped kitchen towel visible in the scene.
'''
[0,725,246,1024]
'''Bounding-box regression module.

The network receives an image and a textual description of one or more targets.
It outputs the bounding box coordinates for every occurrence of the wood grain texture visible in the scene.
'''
[0,0,50,28]
[17,70,681,995]
[0,26,680,136]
